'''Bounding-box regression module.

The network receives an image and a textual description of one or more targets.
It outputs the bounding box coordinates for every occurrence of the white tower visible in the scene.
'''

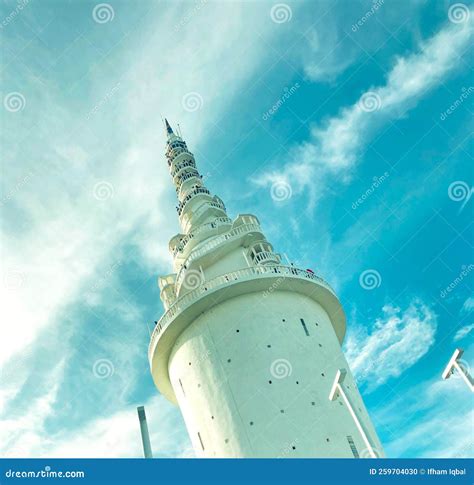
[149,120,384,458]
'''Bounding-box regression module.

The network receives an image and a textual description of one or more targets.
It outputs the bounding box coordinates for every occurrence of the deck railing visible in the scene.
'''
[253,251,281,265]
[172,217,233,257]
[170,159,196,178]
[149,265,335,359]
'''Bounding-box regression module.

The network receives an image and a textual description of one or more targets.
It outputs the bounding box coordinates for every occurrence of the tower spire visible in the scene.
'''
[164,118,174,138]
[149,122,384,459]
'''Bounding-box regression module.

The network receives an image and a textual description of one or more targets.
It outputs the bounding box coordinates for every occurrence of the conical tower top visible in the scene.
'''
[164,118,174,138]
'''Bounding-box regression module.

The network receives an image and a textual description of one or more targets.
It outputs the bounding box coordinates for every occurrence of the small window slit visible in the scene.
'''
[198,432,205,451]
[347,435,359,458]
[300,318,309,336]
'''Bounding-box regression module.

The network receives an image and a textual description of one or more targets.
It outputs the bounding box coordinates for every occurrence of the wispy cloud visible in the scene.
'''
[0,1,277,457]
[2,391,192,458]
[454,323,474,342]
[462,295,474,313]
[344,300,437,391]
[0,360,66,457]
[376,362,474,458]
[254,10,473,208]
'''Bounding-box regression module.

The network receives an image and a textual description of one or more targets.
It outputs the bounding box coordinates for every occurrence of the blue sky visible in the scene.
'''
[0,0,473,458]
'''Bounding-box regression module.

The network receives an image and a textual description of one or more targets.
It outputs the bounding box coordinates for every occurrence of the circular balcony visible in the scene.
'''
[170,158,196,178]
[149,264,345,403]
[172,217,233,258]
[180,199,227,232]
[175,169,200,190]
[176,187,211,216]
[167,148,194,166]
[174,222,264,294]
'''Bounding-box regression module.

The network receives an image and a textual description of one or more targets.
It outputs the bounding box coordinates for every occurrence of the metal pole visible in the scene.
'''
[442,348,474,392]
[137,406,153,458]
[329,369,377,458]
[337,384,377,458]
[453,360,474,392]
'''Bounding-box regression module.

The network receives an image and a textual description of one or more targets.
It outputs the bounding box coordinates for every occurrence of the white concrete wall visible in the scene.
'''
[168,290,384,458]
[199,248,249,282]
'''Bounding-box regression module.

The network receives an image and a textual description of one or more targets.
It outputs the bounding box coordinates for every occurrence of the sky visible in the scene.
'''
[0,0,473,459]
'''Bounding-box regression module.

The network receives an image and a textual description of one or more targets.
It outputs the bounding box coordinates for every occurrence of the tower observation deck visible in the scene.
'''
[148,120,384,458]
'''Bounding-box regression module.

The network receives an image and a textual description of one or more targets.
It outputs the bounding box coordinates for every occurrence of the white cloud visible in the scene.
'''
[302,24,357,82]
[453,323,474,342]
[462,296,474,313]
[0,1,277,458]
[42,395,193,459]
[344,300,437,390]
[0,2,276,370]
[300,1,426,83]
[0,360,65,457]
[254,10,473,207]
[1,1,278,369]
[2,391,192,458]
[375,363,474,458]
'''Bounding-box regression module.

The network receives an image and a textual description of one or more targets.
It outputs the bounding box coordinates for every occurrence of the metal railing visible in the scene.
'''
[180,201,228,233]
[172,217,233,257]
[253,251,281,265]
[177,187,211,215]
[149,265,335,358]
[167,148,193,165]
[175,169,200,189]
[170,159,196,178]
[182,199,226,221]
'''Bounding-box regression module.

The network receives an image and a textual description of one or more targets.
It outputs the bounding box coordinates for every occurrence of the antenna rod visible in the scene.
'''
[137,406,153,458]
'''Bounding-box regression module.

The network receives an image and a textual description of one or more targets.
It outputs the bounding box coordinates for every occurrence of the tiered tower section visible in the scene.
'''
[149,120,384,458]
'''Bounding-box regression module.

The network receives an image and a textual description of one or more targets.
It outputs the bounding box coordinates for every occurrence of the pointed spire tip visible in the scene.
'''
[164,118,174,136]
